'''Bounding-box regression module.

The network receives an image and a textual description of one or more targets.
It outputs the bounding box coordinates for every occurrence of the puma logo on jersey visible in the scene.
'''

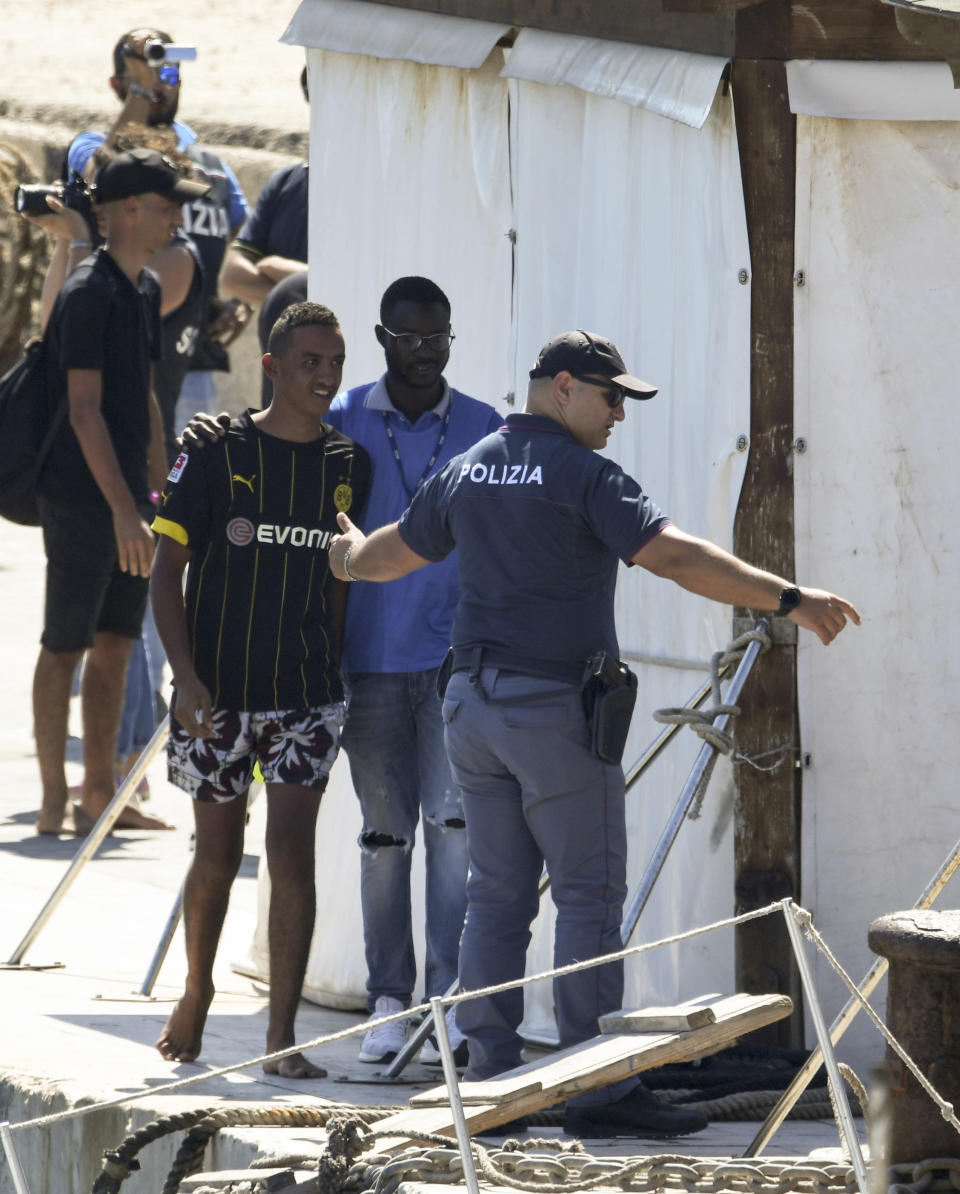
[232,473,256,493]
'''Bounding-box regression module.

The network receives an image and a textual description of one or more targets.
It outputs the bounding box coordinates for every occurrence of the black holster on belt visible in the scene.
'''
[581,652,638,765]
[436,647,455,699]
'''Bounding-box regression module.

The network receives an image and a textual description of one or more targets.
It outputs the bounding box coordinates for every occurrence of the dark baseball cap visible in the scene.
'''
[95,147,211,203]
[529,330,658,399]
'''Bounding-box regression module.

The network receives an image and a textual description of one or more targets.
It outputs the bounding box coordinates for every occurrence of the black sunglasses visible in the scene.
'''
[572,374,626,409]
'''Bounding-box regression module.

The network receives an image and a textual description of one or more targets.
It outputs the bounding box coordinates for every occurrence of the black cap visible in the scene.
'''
[95,148,211,204]
[529,330,658,399]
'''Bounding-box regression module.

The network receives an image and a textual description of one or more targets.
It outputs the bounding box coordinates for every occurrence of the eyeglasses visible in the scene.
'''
[381,327,455,353]
[572,374,626,409]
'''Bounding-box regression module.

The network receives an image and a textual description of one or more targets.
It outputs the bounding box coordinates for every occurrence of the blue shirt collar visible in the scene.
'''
[364,374,452,422]
[173,120,197,151]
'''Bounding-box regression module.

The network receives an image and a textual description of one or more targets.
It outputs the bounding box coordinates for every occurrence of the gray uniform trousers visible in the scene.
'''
[442,665,635,1105]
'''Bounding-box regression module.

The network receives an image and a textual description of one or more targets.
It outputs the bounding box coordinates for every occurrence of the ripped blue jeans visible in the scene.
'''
[341,669,469,1011]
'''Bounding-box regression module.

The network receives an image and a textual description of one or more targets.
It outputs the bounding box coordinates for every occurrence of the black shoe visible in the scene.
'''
[563,1084,708,1140]
[420,1035,469,1068]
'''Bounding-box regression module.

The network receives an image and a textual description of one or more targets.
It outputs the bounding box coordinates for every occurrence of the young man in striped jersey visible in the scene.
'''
[150,302,370,1075]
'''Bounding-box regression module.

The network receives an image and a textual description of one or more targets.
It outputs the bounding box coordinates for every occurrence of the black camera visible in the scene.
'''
[14,172,99,241]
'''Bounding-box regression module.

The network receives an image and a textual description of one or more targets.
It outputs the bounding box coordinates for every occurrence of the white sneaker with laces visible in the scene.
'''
[358,995,410,1063]
[419,1006,468,1067]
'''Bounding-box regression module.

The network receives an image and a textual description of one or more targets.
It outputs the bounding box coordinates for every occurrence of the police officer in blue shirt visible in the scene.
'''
[329,329,861,1138]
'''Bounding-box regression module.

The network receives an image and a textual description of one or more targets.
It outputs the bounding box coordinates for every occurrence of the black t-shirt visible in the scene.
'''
[153,411,371,711]
[233,162,309,266]
[39,248,162,512]
[155,234,205,465]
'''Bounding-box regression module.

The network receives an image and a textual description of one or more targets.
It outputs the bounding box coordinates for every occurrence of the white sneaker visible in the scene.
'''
[420,1006,469,1067]
[358,996,410,1063]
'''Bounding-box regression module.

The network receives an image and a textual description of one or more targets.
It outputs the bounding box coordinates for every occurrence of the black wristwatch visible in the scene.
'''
[778,586,802,617]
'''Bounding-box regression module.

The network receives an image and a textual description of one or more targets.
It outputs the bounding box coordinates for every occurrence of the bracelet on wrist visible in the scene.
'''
[342,545,358,582]
[68,238,91,252]
[128,82,157,101]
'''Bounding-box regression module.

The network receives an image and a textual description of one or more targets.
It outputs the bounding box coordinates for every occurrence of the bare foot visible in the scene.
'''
[262,1051,327,1079]
[157,989,213,1062]
[72,801,174,833]
[36,810,65,835]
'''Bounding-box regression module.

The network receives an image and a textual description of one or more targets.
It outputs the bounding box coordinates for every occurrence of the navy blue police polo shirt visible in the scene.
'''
[398,412,670,666]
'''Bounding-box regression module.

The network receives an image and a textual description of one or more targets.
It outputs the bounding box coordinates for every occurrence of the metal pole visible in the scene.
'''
[744,834,960,1157]
[1,1122,33,1194]
[620,622,768,945]
[7,718,169,966]
[624,678,713,792]
[431,996,481,1194]
[781,900,869,1191]
[137,882,184,997]
[385,674,719,1079]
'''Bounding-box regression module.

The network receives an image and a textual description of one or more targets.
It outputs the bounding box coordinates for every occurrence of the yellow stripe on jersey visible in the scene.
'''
[152,515,190,546]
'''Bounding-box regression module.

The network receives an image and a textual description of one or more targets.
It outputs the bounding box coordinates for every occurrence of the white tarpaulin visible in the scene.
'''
[282,0,510,67]
[794,114,960,1073]
[787,59,960,120]
[502,28,728,130]
[249,18,751,1030]
[510,77,750,1037]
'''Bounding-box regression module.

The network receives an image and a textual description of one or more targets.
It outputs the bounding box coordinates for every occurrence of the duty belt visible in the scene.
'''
[450,647,583,686]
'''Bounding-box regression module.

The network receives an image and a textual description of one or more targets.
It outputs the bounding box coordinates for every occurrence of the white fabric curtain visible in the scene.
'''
[304,46,514,405]
[786,60,960,121]
[794,115,960,1073]
[509,79,750,1037]
[283,0,510,67]
[502,28,728,129]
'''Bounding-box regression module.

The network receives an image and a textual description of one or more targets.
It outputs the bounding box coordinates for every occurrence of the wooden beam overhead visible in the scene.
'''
[346,0,936,61]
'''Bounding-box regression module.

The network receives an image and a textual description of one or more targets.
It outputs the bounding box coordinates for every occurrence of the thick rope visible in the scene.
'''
[652,627,772,817]
[653,627,772,756]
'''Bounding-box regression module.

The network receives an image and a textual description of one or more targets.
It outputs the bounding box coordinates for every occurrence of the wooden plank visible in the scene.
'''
[599,1003,718,1033]
[729,57,803,1049]
[410,1076,542,1107]
[383,993,792,1144]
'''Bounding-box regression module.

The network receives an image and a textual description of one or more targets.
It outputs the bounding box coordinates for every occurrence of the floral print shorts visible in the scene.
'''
[167,703,345,803]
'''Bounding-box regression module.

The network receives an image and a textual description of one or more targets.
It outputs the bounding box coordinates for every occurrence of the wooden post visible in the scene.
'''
[730,48,803,1047]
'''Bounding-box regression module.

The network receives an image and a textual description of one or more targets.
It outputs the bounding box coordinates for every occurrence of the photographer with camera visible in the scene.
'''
[328,329,861,1139]
[31,148,210,837]
[65,28,250,425]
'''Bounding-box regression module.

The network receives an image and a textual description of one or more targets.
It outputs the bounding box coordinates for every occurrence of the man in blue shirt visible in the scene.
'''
[66,27,250,426]
[328,329,861,1136]
[325,277,501,1065]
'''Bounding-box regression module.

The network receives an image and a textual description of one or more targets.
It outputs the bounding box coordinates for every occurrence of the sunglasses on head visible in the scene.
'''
[572,374,627,409]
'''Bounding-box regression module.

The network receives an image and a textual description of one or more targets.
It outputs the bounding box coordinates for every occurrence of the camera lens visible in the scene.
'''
[143,39,166,65]
[14,184,61,217]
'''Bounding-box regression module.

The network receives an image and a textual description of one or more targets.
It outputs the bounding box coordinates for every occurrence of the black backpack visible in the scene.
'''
[0,338,67,525]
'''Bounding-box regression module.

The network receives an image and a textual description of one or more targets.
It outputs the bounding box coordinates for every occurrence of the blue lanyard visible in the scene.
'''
[381,402,452,499]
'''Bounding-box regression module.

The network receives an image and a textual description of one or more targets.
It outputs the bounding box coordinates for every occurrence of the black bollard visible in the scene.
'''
[868,909,960,1163]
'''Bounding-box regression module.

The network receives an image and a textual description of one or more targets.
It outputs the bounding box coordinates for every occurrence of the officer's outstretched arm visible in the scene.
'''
[633,525,861,646]
[330,512,429,584]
